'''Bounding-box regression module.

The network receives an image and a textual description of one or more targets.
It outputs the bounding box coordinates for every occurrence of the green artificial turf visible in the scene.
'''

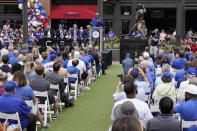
[39,64,122,131]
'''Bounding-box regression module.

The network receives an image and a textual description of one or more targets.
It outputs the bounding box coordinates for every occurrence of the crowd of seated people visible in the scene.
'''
[111,44,197,131]
[0,41,102,130]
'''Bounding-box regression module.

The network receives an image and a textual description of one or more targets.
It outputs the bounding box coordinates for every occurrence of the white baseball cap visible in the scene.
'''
[74,51,80,58]
[185,84,197,95]
[143,52,149,58]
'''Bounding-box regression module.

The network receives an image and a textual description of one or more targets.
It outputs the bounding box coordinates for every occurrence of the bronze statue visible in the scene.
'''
[131,3,147,38]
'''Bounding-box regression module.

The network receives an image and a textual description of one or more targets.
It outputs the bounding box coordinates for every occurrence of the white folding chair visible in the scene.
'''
[50,84,63,112]
[145,88,151,105]
[64,78,69,94]
[182,120,197,129]
[0,112,22,131]
[25,100,38,131]
[33,91,52,125]
[150,96,177,113]
[68,74,78,99]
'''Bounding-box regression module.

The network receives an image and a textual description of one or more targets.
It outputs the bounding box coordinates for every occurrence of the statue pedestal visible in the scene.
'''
[120,38,148,63]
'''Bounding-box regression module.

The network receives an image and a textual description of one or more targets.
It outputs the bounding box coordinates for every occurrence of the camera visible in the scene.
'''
[151,32,156,36]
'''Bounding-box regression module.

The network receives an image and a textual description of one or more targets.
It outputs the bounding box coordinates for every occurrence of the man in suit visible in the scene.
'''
[92,12,104,27]
[82,25,91,47]
[56,24,65,45]
[70,24,81,47]
[44,25,55,47]
[44,25,55,38]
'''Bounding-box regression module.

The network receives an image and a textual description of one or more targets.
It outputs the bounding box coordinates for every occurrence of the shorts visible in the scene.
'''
[38,94,55,105]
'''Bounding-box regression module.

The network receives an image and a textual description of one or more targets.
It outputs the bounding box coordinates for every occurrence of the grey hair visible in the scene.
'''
[162,64,170,73]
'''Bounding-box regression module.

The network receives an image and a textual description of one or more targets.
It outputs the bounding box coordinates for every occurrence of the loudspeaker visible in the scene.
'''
[120,38,148,63]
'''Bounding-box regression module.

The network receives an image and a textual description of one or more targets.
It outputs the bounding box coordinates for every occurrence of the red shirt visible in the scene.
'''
[190,44,197,52]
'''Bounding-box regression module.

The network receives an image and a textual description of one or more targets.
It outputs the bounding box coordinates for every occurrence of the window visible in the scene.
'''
[104,20,113,34]
[122,20,130,34]
[121,6,131,16]
[0,5,21,14]
[103,4,114,15]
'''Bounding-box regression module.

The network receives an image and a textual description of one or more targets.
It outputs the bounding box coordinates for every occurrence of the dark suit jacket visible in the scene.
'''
[56,28,65,38]
[44,29,55,38]
[88,50,100,66]
[82,29,90,39]
[70,28,81,40]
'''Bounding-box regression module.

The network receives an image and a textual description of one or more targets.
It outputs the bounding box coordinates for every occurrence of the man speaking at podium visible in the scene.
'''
[92,12,104,27]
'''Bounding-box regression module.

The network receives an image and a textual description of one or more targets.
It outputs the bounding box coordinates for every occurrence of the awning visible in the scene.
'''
[48,5,98,19]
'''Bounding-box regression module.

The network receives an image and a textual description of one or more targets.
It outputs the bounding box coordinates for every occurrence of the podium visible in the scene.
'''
[120,38,148,63]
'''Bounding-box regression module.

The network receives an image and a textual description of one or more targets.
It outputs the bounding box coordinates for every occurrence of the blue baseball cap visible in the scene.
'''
[50,50,55,55]
[189,55,196,61]
[187,68,196,75]
[1,43,6,48]
[184,51,191,57]
[126,53,131,57]
[50,54,57,60]
[4,81,18,92]
[162,72,173,78]
[130,68,139,78]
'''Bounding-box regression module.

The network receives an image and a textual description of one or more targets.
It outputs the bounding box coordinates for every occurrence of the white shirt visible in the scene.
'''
[111,98,153,123]
[113,88,145,102]
[177,80,189,102]
[1,48,9,56]
[68,59,86,75]
[44,61,54,72]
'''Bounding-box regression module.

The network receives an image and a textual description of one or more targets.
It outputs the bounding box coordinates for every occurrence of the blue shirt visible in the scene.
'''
[122,58,134,75]
[175,70,187,87]
[84,54,94,64]
[62,59,69,69]
[15,86,35,101]
[107,32,115,38]
[42,59,50,65]
[189,125,197,131]
[151,34,160,46]
[92,17,104,27]
[8,53,14,58]
[0,94,32,129]
[79,57,90,72]
[24,72,36,81]
[9,56,19,64]
[135,81,149,91]
[67,66,80,82]
[174,100,197,121]
[172,58,187,70]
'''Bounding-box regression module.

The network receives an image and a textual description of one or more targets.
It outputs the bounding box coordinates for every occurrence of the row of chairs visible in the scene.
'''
[0,68,100,130]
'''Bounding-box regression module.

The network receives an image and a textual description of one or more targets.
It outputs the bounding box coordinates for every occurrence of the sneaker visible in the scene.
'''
[81,87,90,90]
[78,92,84,96]
[84,87,90,90]
[41,124,52,130]
[53,114,59,120]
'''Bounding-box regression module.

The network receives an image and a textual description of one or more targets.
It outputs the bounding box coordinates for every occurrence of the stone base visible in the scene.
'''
[120,38,148,63]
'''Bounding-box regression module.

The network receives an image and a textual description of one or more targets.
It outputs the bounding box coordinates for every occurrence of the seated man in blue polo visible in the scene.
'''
[67,59,80,83]
[106,29,116,41]
[173,84,197,131]
[172,51,187,70]
[0,81,36,130]
[122,53,134,75]
[175,63,194,88]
